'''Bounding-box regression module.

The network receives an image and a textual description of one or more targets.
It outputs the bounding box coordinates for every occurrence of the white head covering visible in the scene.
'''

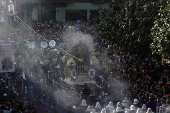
[130,105,136,111]
[87,105,92,111]
[136,108,143,113]
[80,99,87,106]
[122,100,127,106]
[142,104,146,110]
[146,108,152,113]
[125,111,129,113]
[133,99,138,104]
[116,102,123,108]
[116,107,123,112]
[106,105,115,113]
[113,110,117,113]
[101,108,106,113]
[95,102,101,108]
[108,101,114,107]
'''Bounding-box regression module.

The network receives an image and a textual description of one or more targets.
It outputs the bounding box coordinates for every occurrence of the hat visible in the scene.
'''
[122,100,127,106]
[106,106,114,113]
[133,99,138,104]
[136,108,143,113]
[101,108,106,113]
[116,107,123,112]
[95,102,101,108]
[3,93,7,96]
[146,108,152,113]
[130,105,136,111]
[142,104,146,109]
[105,93,108,96]
[108,101,113,107]
[116,102,122,108]
[80,99,87,106]
[87,105,92,111]
[113,110,117,113]
[125,111,129,113]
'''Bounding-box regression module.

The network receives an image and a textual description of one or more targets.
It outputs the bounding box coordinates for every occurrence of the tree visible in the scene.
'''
[150,0,170,60]
[97,0,165,58]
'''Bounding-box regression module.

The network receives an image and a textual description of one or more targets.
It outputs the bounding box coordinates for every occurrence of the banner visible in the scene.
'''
[32,8,38,21]
[0,16,4,23]
[0,42,15,72]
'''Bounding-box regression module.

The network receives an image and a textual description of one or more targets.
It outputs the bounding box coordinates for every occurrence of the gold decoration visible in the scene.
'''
[90,56,99,66]
[67,57,76,67]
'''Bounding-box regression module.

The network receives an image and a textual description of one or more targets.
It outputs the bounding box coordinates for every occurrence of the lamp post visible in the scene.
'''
[73,76,76,86]
[4,0,9,41]
[38,0,41,21]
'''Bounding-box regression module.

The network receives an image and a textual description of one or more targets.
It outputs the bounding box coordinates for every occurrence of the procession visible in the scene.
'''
[0,0,170,113]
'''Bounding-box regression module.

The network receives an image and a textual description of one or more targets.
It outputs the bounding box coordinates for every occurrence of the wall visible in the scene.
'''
[65,3,109,10]
[56,3,109,22]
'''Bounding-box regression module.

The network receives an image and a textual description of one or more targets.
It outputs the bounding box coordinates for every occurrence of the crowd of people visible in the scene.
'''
[0,18,170,113]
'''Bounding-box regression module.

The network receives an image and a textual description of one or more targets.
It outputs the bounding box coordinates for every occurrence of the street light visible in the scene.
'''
[73,76,76,86]
[5,0,9,41]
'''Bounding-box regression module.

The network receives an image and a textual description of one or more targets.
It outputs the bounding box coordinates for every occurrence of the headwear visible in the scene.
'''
[3,93,7,96]
[122,100,127,106]
[101,108,106,113]
[146,108,152,113]
[113,110,117,113]
[108,101,114,107]
[125,111,129,113]
[133,99,138,104]
[116,102,122,108]
[80,99,87,106]
[95,102,101,108]
[105,93,108,96]
[136,108,143,113]
[116,107,123,112]
[106,105,114,113]
[87,105,92,111]
[130,105,136,111]
[142,104,146,110]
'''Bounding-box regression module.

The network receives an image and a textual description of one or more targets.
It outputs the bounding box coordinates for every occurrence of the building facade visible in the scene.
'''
[22,0,109,22]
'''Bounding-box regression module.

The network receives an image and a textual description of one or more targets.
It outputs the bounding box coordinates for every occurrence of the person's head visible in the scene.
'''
[149,96,154,101]
[126,94,129,99]
[161,99,165,104]
[157,98,161,103]
[138,94,142,98]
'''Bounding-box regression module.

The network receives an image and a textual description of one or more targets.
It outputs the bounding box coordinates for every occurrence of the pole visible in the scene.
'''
[39,0,41,21]
[5,0,9,41]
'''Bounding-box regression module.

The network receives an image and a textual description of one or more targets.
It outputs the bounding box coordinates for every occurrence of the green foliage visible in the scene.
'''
[151,1,170,59]
[97,0,166,58]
